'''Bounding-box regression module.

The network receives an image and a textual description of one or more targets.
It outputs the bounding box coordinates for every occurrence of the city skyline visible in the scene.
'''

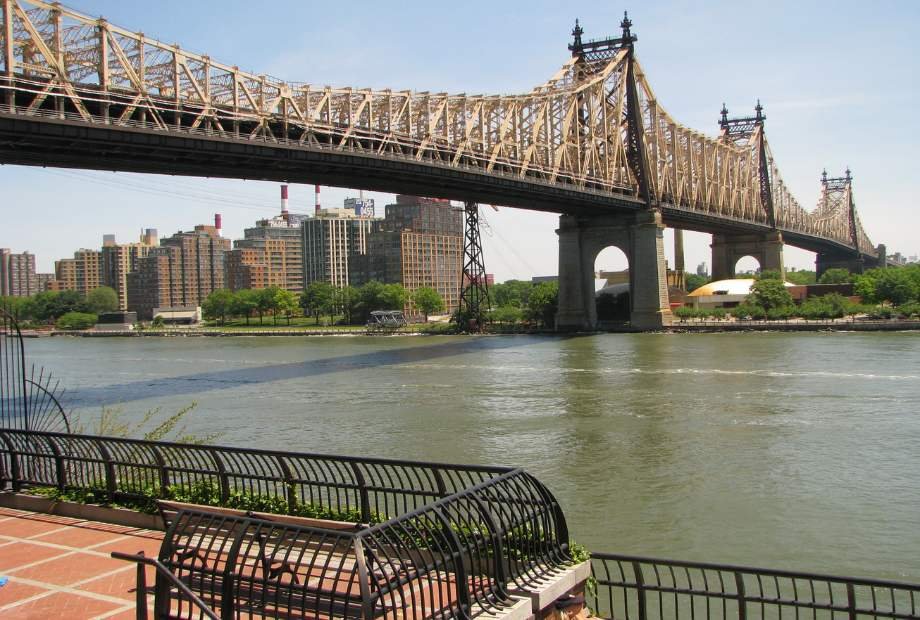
[1,0,918,280]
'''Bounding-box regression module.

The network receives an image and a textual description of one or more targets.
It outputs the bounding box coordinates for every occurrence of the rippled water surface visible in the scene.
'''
[27,332,920,580]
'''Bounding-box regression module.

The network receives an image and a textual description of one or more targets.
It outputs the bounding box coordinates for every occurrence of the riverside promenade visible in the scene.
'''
[0,506,161,618]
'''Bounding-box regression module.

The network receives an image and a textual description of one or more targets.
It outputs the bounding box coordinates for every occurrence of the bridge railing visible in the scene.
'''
[589,552,920,620]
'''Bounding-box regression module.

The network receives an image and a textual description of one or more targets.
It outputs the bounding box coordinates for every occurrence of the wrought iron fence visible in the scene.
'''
[589,553,920,620]
[0,428,529,523]
[0,306,71,432]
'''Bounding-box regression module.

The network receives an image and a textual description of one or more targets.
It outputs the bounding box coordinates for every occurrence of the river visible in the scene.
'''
[23,332,920,581]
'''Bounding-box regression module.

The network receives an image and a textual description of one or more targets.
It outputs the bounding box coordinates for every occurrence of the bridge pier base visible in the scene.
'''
[711,232,785,280]
[816,251,865,279]
[556,211,673,331]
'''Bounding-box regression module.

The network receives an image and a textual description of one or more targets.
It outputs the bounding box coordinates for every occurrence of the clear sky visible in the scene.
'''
[2,0,918,280]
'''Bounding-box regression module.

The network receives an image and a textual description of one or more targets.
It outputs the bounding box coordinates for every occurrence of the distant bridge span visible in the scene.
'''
[0,1,885,327]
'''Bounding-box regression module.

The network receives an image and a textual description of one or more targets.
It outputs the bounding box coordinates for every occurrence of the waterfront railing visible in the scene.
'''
[590,552,920,620]
[0,429,572,618]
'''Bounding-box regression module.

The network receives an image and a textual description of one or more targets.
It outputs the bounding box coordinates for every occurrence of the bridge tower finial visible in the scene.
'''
[621,11,633,42]
[845,167,852,182]
[569,19,584,56]
[821,169,828,185]
[755,99,764,123]
[719,103,728,129]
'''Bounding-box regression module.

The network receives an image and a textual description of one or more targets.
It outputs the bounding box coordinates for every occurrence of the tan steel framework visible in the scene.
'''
[0,1,875,257]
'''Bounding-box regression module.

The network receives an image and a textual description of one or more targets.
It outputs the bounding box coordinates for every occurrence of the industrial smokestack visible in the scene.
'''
[281,184,289,214]
[315,184,321,215]
[214,213,222,234]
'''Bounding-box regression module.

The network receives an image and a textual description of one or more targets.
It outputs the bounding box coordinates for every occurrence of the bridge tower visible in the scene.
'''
[814,169,871,277]
[710,102,785,280]
[556,14,673,331]
[458,201,491,332]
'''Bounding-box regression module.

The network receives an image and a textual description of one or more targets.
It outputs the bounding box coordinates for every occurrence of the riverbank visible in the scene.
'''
[45,318,920,336]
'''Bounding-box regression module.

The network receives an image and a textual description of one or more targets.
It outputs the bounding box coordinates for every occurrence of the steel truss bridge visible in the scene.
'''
[0,1,878,263]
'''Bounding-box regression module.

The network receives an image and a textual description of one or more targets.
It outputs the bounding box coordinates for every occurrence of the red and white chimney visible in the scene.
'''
[280,184,289,214]
[315,184,321,215]
[214,213,222,234]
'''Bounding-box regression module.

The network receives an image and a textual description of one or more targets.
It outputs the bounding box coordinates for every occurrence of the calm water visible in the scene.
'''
[26,332,920,581]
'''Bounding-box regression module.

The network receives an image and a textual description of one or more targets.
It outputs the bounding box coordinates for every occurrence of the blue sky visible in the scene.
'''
[2,0,918,280]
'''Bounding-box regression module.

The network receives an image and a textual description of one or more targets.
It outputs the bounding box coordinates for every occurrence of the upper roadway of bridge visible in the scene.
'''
[0,1,877,260]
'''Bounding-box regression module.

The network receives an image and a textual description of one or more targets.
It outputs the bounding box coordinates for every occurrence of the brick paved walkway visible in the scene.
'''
[0,506,161,619]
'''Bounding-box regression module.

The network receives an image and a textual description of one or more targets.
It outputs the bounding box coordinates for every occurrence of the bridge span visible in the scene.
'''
[0,1,887,328]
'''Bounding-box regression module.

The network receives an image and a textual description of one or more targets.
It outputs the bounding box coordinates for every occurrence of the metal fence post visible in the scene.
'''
[735,571,747,620]
[149,444,170,498]
[0,432,20,491]
[846,583,857,620]
[47,435,66,491]
[209,449,230,504]
[275,455,296,513]
[96,440,117,501]
[349,462,371,523]
[633,561,647,620]
[434,504,472,618]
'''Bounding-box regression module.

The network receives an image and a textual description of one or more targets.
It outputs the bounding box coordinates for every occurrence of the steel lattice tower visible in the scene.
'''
[459,202,491,332]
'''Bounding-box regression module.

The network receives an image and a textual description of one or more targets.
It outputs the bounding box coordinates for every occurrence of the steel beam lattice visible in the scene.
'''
[0,1,876,257]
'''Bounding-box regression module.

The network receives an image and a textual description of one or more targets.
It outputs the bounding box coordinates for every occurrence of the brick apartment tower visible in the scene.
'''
[101,229,158,310]
[350,196,463,315]
[227,188,307,293]
[54,249,103,296]
[127,222,230,320]
[0,249,41,297]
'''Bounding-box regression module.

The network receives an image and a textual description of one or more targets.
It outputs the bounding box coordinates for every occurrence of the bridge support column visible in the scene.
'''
[816,251,865,278]
[711,232,784,280]
[555,211,673,331]
[555,215,595,331]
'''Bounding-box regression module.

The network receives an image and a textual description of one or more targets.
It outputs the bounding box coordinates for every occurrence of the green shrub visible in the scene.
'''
[895,302,920,319]
[766,306,794,320]
[867,305,894,320]
[797,293,851,320]
[56,311,97,330]
[707,308,727,319]
[674,306,698,320]
[732,303,765,320]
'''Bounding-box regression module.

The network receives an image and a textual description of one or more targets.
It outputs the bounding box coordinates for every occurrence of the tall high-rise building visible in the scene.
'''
[302,209,375,289]
[352,196,463,315]
[54,249,102,296]
[101,229,158,310]
[127,222,230,319]
[227,208,307,293]
[0,249,40,297]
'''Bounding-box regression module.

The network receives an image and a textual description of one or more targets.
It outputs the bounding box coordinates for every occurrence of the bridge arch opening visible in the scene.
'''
[734,255,762,277]
[594,245,631,322]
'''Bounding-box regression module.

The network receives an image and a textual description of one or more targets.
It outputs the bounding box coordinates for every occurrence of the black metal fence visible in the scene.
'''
[0,428,572,618]
[0,306,70,432]
[589,553,920,620]
[0,428,531,523]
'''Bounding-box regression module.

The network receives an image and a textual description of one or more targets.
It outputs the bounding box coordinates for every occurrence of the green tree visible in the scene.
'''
[335,286,360,324]
[490,305,523,326]
[747,278,794,312]
[755,269,783,281]
[230,289,257,325]
[380,283,408,311]
[785,270,817,285]
[274,289,299,325]
[818,268,851,285]
[202,289,235,325]
[55,311,97,330]
[31,290,88,323]
[491,280,533,309]
[412,286,444,321]
[301,282,336,324]
[854,266,920,305]
[357,281,385,322]
[685,273,709,293]
[85,286,119,314]
[525,281,558,328]
[252,287,278,324]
